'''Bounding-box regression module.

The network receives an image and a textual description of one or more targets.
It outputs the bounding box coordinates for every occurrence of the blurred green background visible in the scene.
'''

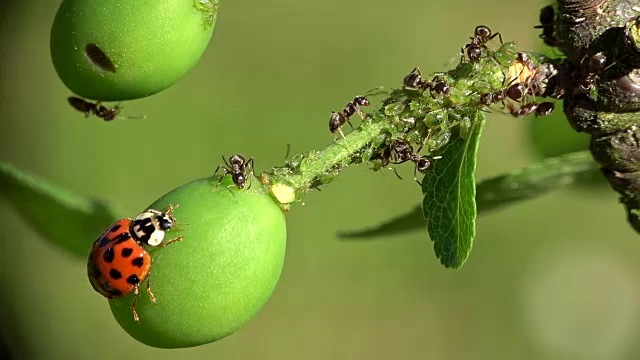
[2,0,640,359]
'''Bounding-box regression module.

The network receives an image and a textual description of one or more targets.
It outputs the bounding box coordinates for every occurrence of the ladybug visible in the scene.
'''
[87,204,182,323]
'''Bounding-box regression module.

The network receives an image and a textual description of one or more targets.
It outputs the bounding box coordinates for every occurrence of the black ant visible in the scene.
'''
[431,79,451,96]
[577,52,608,92]
[534,5,557,47]
[403,67,434,90]
[214,154,255,189]
[329,95,370,138]
[388,138,441,185]
[403,68,451,96]
[480,80,529,107]
[464,25,503,62]
[68,97,121,121]
[507,101,555,117]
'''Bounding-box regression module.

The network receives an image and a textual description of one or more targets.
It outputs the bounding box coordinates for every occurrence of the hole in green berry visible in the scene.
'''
[84,44,116,73]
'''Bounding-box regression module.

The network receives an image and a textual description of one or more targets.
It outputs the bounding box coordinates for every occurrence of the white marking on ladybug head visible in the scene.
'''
[147,230,165,247]
[136,210,160,221]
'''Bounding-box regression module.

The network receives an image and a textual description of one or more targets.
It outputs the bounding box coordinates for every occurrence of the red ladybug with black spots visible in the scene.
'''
[87,204,182,323]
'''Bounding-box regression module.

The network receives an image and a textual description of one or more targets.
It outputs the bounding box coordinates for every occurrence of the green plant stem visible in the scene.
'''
[283,120,392,192]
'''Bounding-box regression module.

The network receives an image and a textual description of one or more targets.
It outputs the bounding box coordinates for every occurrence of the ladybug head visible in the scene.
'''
[132,204,178,247]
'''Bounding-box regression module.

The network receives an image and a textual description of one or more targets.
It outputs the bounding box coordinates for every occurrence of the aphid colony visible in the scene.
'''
[325,24,566,183]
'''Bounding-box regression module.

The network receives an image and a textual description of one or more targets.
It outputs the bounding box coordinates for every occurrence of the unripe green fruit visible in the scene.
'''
[110,177,287,348]
[50,0,216,101]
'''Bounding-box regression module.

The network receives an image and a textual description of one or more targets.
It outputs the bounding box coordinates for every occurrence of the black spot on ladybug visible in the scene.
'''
[113,232,131,244]
[109,268,123,280]
[109,224,122,233]
[126,274,140,285]
[132,257,144,268]
[108,288,122,297]
[97,236,110,248]
[121,248,133,258]
[103,248,115,263]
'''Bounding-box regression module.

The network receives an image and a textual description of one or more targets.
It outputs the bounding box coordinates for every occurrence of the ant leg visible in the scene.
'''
[389,166,403,180]
[212,164,223,182]
[335,128,347,142]
[459,47,467,64]
[346,119,354,129]
[491,32,503,44]
[416,128,434,153]
[222,155,231,168]
[214,168,231,189]
[363,85,388,97]
[246,157,256,190]
[146,276,157,305]
[413,166,422,186]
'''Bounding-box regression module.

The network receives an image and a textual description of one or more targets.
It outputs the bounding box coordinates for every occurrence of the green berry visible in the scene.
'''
[110,176,287,348]
[50,0,218,101]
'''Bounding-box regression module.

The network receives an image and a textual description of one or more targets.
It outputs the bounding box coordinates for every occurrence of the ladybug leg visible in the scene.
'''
[146,277,157,305]
[160,236,184,247]
[131,285,140,323]
[164,203,178,215]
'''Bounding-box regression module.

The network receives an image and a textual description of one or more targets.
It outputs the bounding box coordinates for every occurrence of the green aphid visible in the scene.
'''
[429,130,452,151]
[492,42,518,67]
[384,101,406,116]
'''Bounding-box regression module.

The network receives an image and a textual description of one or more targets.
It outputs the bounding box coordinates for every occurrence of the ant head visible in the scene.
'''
[475,25,491,38]
[229,154,246,166]
[354,96,370,107]
[103,107,121,121]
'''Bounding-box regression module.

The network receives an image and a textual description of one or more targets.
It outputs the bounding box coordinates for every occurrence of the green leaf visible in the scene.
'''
[475,150,596,211]
[339,150,597,240]
[528,101,606,188]
[421,111,485,268]
[0,162,117,258]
